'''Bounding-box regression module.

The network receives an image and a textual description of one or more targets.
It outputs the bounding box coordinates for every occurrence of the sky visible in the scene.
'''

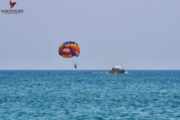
[0,0,180,70]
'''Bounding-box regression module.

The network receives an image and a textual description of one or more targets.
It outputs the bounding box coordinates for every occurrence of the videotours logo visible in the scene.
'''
[9,0,16,8]
[1,0,24,14]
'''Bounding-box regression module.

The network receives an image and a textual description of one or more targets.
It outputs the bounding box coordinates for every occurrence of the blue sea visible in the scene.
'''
[0,70,180,120]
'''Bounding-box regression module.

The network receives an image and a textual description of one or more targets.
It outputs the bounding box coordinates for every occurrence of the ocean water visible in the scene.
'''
[0,70,180,120]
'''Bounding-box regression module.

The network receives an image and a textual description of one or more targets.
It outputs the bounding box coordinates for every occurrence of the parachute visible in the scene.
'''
[58,41,80,68]
[59,41,80,58]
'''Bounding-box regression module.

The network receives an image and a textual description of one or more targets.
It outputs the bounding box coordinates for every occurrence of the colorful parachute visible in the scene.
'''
[59,41,80,58]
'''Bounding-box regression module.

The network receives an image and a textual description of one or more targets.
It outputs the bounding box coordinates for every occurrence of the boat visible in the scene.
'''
[109,65,127,74]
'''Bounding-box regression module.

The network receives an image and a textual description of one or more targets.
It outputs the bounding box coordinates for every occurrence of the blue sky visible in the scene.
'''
[0,0,180,69]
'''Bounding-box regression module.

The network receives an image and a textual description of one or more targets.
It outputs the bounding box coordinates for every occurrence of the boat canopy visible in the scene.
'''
[114,65,123,69]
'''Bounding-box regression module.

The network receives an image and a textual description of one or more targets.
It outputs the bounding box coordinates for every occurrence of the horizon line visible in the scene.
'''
[0,69,180,71]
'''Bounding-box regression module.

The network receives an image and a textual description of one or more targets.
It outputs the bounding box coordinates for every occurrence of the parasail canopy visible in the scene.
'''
[59,41,80,58]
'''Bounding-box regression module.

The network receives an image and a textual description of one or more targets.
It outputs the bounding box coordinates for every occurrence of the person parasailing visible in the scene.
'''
[58,41,80,69]
[74,63,77,69]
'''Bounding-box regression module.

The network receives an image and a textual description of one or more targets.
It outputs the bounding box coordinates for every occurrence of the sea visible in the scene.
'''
[0,70,180,120]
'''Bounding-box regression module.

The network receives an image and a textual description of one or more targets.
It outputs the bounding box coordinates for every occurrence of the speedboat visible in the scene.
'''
[109,65,127,74]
